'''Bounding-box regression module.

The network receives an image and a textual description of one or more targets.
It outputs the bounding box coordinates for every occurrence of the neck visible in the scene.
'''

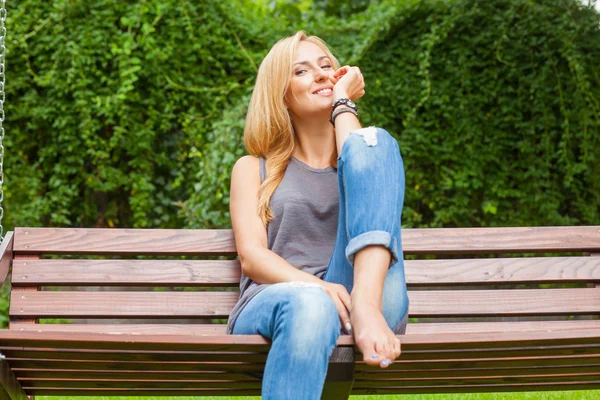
[290,112,336,169]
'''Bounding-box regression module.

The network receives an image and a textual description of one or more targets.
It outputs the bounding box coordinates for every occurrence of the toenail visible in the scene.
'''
[381,359,390,367]
[370,354,378,359]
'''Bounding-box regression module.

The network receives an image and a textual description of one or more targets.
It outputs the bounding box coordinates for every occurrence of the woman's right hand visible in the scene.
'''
[331,65,366,102]
[319,281,353,334]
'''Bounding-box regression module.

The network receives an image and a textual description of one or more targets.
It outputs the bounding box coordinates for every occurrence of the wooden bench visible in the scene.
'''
[0,226,599,399]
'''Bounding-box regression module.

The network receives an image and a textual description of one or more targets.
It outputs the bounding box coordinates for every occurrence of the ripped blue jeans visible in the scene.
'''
[232,127,409,400]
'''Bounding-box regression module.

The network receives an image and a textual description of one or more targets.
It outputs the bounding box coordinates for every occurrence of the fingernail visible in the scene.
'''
[345,322,352,332]
[370,354,378,359]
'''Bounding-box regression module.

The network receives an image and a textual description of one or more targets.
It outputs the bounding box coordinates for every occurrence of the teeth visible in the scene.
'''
[315,88,332,95]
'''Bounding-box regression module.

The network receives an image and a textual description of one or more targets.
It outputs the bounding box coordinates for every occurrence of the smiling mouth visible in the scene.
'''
[314,88,332,96]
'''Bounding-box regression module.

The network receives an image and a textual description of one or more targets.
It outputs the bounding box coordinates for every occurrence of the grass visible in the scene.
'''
[38,392,600,400]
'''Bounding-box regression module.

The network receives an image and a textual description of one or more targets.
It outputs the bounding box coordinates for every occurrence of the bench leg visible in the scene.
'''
[0,359,28,400]
[321,347,355,400]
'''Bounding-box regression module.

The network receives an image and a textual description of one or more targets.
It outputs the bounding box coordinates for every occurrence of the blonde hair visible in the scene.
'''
[244,31,341,226]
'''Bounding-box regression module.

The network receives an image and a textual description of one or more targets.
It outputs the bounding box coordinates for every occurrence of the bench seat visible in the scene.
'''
[0,226,599,399]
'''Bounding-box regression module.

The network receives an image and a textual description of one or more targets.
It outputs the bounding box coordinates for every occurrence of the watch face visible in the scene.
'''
[347,100,356,108]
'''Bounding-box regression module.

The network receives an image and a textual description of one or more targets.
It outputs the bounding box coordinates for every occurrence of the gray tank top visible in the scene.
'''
[226,156,339,334]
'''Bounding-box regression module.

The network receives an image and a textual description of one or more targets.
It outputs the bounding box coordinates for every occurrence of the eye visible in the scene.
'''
[294,69,306,76]
[322,65,332,69]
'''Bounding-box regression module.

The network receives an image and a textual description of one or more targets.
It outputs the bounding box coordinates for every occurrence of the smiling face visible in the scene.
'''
[285,40,336,120]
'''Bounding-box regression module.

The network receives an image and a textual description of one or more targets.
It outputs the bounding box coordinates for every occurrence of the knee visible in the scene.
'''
[277,284,340,354]
[342,127,402,170]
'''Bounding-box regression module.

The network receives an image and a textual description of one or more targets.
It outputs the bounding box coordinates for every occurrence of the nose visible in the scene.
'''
[315,68,328,83]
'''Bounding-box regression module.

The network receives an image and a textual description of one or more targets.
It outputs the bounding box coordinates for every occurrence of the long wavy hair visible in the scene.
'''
[244,31,341,226]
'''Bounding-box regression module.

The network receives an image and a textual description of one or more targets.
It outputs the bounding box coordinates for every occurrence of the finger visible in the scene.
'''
[337,291,353,332]
[334,65,350,77]
[338,288,352,314]
[334,298,352,334]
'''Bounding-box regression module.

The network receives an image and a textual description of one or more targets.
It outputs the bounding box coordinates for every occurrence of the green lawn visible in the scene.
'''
[39,392,600,400]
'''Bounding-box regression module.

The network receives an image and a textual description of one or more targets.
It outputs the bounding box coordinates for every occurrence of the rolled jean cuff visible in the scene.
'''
[345,230,400,268]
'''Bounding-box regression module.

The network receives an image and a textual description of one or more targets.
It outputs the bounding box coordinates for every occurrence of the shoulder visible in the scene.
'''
[231,155,260,182]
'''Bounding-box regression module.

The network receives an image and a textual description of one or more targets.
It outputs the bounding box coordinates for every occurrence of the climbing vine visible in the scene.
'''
[2,0,599,232]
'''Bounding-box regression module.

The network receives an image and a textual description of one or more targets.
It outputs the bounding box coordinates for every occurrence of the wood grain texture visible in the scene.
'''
[11,256,600,287]
[7,354,600,373]
[3,343,600,364]
[9,320,600,335]
[349,381,600,395]
[11,259,242,287]
[0,232,13,286]
[13,226,600,255]
[12,364,600,381]
[11,255,40,327]
[10,289,600,319]
[13,228,237,256]
[1,329,600,352]
[18,381,600,396]
[18,372,600,389]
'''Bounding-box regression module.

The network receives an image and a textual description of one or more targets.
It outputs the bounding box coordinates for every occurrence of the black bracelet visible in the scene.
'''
[329,107,358,126]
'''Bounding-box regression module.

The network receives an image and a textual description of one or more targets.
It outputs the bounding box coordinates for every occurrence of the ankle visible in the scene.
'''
[351,291,382,310]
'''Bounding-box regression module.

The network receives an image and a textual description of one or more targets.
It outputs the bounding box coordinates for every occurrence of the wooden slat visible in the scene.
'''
[10,289,600,319]
[14,228,237,256]
[13,364,600,381]
[24,388,262,396]
[5,344,600,363]
[8,354,600,373]
[10,291,238,319]
[405,256,600,285]
[355,365,600,380]
[1,348,268,363]
[354,373,600,387]
[10,319,600,335]
[12,259,241,287]
[12,256,600,287]
[22,379,264,389]
[349,381,600,395]
[18,372,600,389]
[7,350,600,376]
[15,371,260,380]
[14,226,600,255]
[8,360,265,372]
[1,329,600,352]
[0,231,13,285]
[21,380,263,389]
[4,342,600,365]
[19,381,600,396]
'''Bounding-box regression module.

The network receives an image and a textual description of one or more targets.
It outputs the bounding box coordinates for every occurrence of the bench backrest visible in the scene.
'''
[7,226,600,332]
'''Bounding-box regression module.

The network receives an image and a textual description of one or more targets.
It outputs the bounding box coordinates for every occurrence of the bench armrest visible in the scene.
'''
[0,232,13,289]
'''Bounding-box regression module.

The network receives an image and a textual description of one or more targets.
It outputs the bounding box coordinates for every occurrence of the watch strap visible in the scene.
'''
[332,97,357,112]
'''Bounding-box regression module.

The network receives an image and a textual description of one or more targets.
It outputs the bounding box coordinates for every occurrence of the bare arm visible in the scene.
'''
[332,102,362,155]
[331,66,366,154]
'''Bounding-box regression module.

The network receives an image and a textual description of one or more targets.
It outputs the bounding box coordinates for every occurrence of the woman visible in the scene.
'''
[226,30,409,399]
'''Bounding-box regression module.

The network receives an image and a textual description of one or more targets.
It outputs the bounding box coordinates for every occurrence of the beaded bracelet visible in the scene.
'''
[329,106,358,126]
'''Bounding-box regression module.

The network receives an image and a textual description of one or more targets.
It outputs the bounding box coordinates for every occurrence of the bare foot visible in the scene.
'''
[351,302,401,368]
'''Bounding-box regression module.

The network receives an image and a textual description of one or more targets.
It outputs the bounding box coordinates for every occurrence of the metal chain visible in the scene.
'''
[0,0,6,241]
